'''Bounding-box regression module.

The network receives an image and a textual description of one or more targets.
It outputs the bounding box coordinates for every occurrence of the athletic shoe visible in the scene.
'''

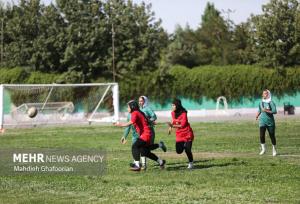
[259,144,266,155]
[129,163,135,168]
[259,149,266,155]
[159,160,166,169]
[187,162,194,169]
[272,146,277,156]
[159,141,167,152]
[130,164,141,171]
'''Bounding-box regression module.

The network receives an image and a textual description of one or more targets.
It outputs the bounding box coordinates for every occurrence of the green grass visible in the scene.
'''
[0,118,299,204]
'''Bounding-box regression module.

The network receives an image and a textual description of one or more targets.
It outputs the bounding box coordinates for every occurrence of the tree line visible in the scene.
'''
[167,0,300,68]
[0,0,299,101]
[0,0,168,82]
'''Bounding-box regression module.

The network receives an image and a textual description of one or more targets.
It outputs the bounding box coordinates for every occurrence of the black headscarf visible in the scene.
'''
[127,100,148,120]
[127,100,139,113]
[172,98,187,119]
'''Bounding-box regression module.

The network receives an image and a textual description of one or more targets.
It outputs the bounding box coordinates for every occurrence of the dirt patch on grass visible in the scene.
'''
[157,151,257,159]
[156,152,300,160]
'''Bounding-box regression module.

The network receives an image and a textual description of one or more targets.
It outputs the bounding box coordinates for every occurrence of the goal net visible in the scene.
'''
[0,83,119,128]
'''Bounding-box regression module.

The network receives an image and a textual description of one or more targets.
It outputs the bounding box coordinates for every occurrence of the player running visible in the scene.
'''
[116,100,166,171]
[167,98,195,169]
[138,96,166,169]
[120,111,166,170]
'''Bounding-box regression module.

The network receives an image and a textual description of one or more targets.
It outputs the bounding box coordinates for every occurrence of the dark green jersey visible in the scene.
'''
[258,101,277,127]
[140,106,157,128]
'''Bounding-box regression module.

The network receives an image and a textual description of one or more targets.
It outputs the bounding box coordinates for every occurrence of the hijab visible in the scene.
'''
[140,96,149,108]
[262,89,272,103]
[172,98,187,119]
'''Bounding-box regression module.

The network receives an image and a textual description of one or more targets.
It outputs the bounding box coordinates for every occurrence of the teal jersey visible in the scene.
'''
[140,106,157,128]
[258,101,277,127]
[123,113,139,144]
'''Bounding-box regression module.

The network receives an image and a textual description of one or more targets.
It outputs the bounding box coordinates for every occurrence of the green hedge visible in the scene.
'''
[0,67,29,84]
[119,65,300,103]
[118,70,174,104]
[1,66,300,104]
[0,67,60,84]
[0,68,87,84]
[168,65,300,100]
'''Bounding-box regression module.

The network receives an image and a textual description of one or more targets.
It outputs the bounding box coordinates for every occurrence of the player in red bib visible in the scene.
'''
[167,98,195,169]
[115,100,166,171]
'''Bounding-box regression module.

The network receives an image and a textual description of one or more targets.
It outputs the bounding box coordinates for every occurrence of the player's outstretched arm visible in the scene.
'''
[255,112,261,120]
[167,121,181,128]
[114,121,133,127]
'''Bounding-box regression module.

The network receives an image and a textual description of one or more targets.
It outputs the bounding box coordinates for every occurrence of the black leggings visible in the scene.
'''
[176,141,193,162]
[132,138,159,162]
[148,144,159,151]
[260,126,276,145]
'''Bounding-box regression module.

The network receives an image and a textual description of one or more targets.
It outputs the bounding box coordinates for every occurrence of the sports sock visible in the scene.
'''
[141,157,146,166]
[134,161,140,167]
[157,158,163,165]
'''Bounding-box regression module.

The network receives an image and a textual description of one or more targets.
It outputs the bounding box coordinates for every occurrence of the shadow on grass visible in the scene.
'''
[165,160,210,166]
[165,159,245,171]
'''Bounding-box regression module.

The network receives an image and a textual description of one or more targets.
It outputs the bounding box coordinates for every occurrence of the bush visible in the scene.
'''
[0,67,28,84]
[2,65,300,105]
[0,67,60,84]
[119,70,175,105]
[169,65,300,100]
[118,65,300,103]
[25,71,59,84]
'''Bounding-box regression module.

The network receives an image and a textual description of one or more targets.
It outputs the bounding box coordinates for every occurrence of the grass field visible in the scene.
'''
[0,117,299,204]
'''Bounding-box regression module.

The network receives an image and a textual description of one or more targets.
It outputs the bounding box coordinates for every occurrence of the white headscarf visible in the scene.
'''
[262,89,272,103]
[140,95,149,108]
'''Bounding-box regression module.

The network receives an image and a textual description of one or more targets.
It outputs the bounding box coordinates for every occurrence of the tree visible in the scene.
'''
[30,4,67,72]
[103,0,168,79]
[4,0,43,67]
[231,21,257,64]
[254,0,300,67]
[1,0,168,82]
[166,25,200,68]
[196,2,234,65]
[56,0,109,81]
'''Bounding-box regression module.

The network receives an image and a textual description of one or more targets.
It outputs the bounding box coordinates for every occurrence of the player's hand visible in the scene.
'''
[167,122,173,127]
[262,108,269,113]
[120,137,127,144]
[113,122,120,126]
[168,127,172,135]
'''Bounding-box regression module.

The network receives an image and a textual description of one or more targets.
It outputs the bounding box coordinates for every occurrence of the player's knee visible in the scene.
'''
[176,149,184,154]
[132,142,139,149]
[140,147,148,156]
[185,149,192,154]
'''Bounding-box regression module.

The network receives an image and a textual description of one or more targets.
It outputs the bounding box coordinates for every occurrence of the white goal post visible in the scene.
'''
[0,83,119,128]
